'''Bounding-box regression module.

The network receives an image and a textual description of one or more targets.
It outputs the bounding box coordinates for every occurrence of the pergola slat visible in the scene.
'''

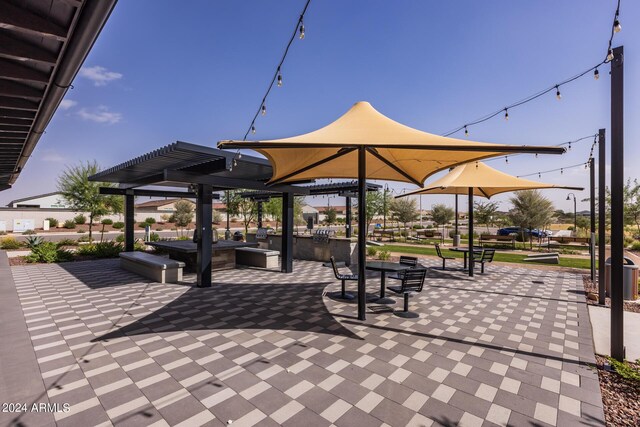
[0,1,69,41]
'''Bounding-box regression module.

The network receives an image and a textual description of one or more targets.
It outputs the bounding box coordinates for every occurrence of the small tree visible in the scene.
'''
[237,198,257,235]
[264,198,282,231]
[173,200,194,237]
[354,191,384,234]
[325,207,337,225]
[223,190,242,234]
[508,190,555,249]
[431,204,454,237]
[474,201,500,232]
[389,198,419,233]
[57,161,122,241]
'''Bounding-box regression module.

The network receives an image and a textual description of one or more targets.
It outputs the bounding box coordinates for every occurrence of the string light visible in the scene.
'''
[518,162,590,178]
[484,134,597,164]
[464,126,468,136]
[594,68,599,80]
[299,19,305,39]
[560,168,563,175]
[277,68,283,87]
[555,86,561,100]
[607,48,614,62]
[504,109,509,121]
[251,125,256,134]
[261,105,267,116]
[505,156,509,164]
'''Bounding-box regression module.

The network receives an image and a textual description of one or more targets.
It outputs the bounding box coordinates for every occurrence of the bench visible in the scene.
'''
[548,236,590,246]
[119,252,184,283]
[479,234,516,249]
[523,252,560,264]
[236,247,280,269]
[371,229,395,241]
[416,229,443,239]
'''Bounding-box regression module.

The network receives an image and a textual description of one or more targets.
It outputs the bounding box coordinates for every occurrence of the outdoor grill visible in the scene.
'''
[312,229,335,244]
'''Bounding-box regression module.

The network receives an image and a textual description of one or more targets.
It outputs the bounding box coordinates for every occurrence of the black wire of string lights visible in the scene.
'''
[242,0,311,141]
[484,134,597,164]
[445,0,621,138]
[516,134,599,179]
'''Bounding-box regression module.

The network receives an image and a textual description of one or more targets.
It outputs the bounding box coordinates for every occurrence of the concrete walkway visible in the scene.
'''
[588,305,640,361]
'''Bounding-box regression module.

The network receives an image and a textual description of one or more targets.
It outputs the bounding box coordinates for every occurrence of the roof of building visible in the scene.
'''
[135,198,192,208]
[7,191,62,207]
[314,206,348,213]
[0,0,117,191]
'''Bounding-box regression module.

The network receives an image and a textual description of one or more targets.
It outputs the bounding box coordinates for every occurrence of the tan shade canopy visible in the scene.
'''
[398,161,584,199]
[218,102,565,185]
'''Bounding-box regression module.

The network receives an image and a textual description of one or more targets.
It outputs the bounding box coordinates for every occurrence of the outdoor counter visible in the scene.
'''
[246,233,357,266]
[147,240,258,271]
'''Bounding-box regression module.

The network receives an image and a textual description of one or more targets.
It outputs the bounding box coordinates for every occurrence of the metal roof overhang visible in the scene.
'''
[89,141,311,195]
[240,181,382,200]
[0,0,117,190]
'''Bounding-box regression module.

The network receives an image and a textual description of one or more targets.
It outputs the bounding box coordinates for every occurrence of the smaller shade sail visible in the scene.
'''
[218,102,565,186]
[399,161,584,198]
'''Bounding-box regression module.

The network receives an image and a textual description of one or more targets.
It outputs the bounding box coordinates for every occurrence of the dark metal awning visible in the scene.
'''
[0,0,117,190]
[89,141,310,195]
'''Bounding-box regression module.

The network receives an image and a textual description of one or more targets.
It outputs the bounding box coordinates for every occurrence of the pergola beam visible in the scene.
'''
[0,2,69,41]
[0,107,36,119]
[99,187,220,199]
[0,31,58,64]
[0,78,45,99]
[0,96,39,111]
[0,58,51,84]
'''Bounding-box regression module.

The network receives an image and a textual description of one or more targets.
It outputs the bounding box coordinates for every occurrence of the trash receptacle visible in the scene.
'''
[605,257,639,300]
[233,231,244,241]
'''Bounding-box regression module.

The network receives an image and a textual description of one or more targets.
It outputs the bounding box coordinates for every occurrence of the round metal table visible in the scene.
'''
[365,261,412,304]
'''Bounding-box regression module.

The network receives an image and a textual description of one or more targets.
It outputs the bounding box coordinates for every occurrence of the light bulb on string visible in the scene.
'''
[464,126,468,136]
[607,49,614,62]
[538,172,541,178]
[614,18,621,33]
[504,109,509,121]
[594,68,599,80]
[535,153,538,158]
[261,105,266,116]
[299,20,305,39]
[555,86,562,100]
[568,142,571,150]
[505,156,509,164]
[251,125,256,134]
[560,168,563,175]
[233,159,237,167]
[277,69,283,87]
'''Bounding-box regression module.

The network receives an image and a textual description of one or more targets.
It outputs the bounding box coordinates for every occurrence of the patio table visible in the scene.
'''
[366,261,412,305]
[449,246,483,270]
[147,240,258,272]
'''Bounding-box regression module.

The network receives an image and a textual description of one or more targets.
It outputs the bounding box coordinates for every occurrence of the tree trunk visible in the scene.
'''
[89,214,94,242]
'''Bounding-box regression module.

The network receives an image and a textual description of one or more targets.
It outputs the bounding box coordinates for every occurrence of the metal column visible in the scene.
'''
[196,184,212,288]
[257,201,263,229]
[124,191,135,252]
[468,187,474,277]
[598,129,606,306]
[589,158,596,281]
[345,196,352,238]
[357,147,367,321]
[281,192,293,273]
[454,194,459,235]
[610,46,624,361]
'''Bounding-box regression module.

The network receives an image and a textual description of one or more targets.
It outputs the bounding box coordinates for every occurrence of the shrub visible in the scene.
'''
[115,234,125,243]
[149,232,160,242]
[74,214,86,225]
[412,224,424,229]
[77,229,86,233]
[0,231,6,236]
[630,241,640,251]
[77,242,123,258]
[101,218,113,225]
[160,214,171,223]
[139,222,150,228]
[25,236,44,249]
[378,249,391,260]
[77,235,91,243]
[63,220,76,229]
[22,229,36,235]
[25,242,73,263]
[145,217,156,224]
[0,237,22,250]
[112,221,124,229]
[367,247,378,257]
[45,217,59,227]
[56,239,78,248]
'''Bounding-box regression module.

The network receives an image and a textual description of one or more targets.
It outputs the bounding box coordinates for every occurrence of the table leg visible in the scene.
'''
[374,271,396,305]
[463,252,468,270]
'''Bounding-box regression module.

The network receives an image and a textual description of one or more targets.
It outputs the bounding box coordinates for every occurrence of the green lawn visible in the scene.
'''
[380,244,591,270]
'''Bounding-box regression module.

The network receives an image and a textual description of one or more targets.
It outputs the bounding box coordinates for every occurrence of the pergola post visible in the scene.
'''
[196,184,212,288]
[454,194,459,235]
[357,146,367,320]
[257,201,264,229]
[589,157,596,281]
[610,45,624,361]
[468,187,474,277]
[598,129,606,306]
[281,192,293,273]
[345,196,352,238]
[124,191,135,252]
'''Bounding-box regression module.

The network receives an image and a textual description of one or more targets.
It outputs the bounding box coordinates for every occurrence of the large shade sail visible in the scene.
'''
[399,161,584,199]
[218,102,565,185]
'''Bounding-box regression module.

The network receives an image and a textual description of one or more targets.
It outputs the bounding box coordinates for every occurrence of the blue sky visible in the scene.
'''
[2,0,637,214]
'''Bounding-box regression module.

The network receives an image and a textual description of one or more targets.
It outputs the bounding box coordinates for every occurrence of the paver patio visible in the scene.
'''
[1,257,605,427]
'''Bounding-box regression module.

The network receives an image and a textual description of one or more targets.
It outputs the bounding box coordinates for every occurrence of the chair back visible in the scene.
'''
[435,244,444,258]
[330,256,341,279]
[482,249,496,262]
[401,268,427,293]
[399,256,418,267]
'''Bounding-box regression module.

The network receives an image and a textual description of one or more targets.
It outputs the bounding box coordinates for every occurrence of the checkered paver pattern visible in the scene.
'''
[6,258,604,426]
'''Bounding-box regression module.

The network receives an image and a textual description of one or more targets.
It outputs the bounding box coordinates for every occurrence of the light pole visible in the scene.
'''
[383,184,388,229]
[566,193,577,237]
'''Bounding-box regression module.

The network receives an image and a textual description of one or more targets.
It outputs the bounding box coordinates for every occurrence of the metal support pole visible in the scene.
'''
[196,184,212,288]
[454,194,459,235]
[357,146,367,321]
[345,196,352,238]
[257,201,263,229]
[383,185,387,229]
[590,157,596,281]
[281,192,293,273]
[610,46,624,361]
[598,129,606,306]
[124,192,135,252]
[573,197,577,237]
[468,187,474,277]
[225,190,231,240]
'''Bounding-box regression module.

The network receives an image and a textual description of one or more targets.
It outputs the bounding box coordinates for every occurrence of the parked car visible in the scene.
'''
[497,227,549,238]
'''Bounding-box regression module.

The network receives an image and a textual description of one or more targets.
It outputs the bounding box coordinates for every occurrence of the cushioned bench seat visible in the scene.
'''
[120,252,184,283]
[235,247,280,268]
